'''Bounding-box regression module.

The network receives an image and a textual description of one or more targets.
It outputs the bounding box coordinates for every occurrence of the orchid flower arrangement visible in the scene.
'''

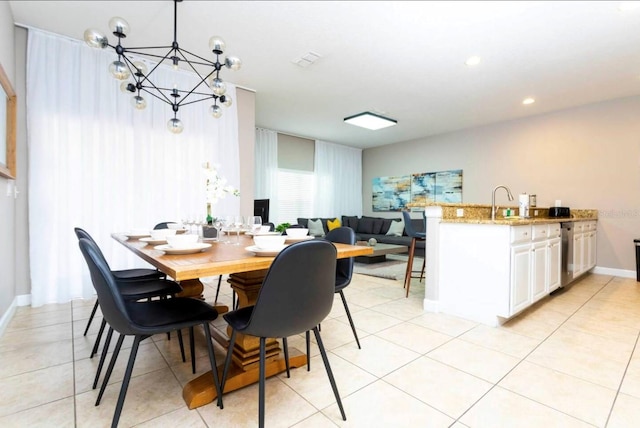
[202,162,239,205]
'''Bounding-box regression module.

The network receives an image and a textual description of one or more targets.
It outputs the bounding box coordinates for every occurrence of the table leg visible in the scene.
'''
[182,269,307,409]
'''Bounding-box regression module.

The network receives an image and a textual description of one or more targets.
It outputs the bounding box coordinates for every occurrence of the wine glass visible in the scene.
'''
[213,217,225,242]
[249,215,262,234]
[224,215,235,244]
[233,215,244,245]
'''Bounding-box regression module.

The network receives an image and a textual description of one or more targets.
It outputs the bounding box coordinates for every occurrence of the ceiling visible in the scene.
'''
[8,1,640,149]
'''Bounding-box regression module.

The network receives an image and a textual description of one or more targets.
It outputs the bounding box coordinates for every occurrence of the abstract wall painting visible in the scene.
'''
[372,169,463,211]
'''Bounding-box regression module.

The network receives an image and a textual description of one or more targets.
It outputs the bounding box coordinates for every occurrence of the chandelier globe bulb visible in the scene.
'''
[208,36,226,54]
[108,17,130,37]
[209,105,222,118]
[109,60,130,80]
[167,118,184,134]
[221,95,232,107]
[84,29,109,49]
[225,56,242,71]
[132,61,148,76]
[210,78,227,96]
[132,95,147,110]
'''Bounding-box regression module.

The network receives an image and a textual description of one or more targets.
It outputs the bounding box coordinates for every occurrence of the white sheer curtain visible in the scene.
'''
[254,128,278,223]
[27,29,240,306]
[314,140,362,217]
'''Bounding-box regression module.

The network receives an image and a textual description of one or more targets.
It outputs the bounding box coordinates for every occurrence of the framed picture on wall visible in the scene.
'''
[372,175,410,211]
[0,62,17,180]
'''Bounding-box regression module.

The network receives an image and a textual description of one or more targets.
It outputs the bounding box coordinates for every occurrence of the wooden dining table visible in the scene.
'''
[112,232,373,409]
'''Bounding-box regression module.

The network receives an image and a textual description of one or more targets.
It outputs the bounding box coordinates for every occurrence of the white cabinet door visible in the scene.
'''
[511,243,531,315]
[586,222,597,270]
[548,237,561,292]
[531,241,548,302]
[573,232,585,278]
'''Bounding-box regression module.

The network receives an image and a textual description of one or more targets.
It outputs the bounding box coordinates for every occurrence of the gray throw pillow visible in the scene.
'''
[308,218,325,237]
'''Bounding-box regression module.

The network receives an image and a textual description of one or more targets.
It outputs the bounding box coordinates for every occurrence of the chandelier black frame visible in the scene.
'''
[84,0,241,133]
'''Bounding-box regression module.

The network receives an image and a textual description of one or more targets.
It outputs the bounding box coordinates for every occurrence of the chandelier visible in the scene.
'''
[83,0,241,134]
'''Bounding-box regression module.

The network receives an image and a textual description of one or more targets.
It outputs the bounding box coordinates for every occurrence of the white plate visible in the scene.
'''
[124,231,150,239]
[154,243,211,255]
[139,237,166,245]
[245,245,288,257]
[284,236,314,243]
[246,231,281,236]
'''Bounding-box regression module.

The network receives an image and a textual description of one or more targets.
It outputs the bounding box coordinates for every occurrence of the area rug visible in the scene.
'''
[354,254,423,281]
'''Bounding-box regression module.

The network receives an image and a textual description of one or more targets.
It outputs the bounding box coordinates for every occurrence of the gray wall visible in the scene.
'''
[237,87,256,216]
[363,95,640,272]
[0,3,17,322]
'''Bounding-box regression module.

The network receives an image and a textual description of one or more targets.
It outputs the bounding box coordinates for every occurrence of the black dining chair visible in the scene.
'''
[325,227,361,349]
[220,240,346,428]
[73,228,182,355]
[78,237,223,428]
[401,211,426,297]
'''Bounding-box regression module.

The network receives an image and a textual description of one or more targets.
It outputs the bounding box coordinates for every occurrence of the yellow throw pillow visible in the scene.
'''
[327,218,341,231]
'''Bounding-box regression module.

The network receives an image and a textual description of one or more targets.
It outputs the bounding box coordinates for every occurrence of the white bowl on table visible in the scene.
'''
[285,228,309,238]
[166,234,199,249]
[150,229,177,240]
[253,235,286,250]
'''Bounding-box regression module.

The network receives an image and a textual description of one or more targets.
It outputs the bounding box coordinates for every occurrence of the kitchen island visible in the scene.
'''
[418,203,597,326]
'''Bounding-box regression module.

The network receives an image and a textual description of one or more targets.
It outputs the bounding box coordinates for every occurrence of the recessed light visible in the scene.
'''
[465,56,481,66]
[344,112,397,130]
[522,97,535,105]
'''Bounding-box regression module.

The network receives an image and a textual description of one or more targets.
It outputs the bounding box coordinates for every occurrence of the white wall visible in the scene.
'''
[0,3,17,322]
[363,95,640,272]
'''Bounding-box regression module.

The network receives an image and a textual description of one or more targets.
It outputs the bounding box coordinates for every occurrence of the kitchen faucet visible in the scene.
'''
[491,185,514,220]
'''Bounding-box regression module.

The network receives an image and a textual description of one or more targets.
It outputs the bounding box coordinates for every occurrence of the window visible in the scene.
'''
[276,169,315,224]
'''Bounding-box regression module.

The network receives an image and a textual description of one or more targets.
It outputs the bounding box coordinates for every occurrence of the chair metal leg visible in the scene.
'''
[91,318,107,358]
[221,329,237,394]
[339,290,361,349]
[282,337,290,378]
[93,326,114,389]
[259,337,266,428]
[313,327,346,421]
[96,333,125,406]
[214,275,223,304]
[419,257,426,282]
[111,336,142,428]
[83,300,99,336]
[177,329,186,362]
[202,323,223,409]
[189,326,196,374]
[305,331,311,371]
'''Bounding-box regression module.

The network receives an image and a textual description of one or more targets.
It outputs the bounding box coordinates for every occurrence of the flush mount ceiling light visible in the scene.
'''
[465,55,482,66]
[522,97,536,105]
[83,0,241,134]
[344,112,397,130]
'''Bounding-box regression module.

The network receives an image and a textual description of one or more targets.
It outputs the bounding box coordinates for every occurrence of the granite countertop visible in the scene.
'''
[408,202,598,225]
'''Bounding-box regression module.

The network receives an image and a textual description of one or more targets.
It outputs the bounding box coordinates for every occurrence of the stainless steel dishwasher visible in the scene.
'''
[561,222,574,287]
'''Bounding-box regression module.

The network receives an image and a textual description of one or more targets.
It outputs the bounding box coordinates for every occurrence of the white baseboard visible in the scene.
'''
[592,266,636,279]
[16,294,31,306]
[0,294,31,338]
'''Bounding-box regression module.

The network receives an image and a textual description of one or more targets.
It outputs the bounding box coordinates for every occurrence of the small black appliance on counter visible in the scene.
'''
[549,207,571,218]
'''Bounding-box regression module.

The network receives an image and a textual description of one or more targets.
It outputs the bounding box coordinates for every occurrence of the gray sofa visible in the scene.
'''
[296,215,425,257]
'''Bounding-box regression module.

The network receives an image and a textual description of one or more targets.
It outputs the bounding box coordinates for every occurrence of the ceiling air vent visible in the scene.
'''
[292,51,322,68]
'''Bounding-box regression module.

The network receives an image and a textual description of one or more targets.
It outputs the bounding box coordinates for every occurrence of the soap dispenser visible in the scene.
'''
[518,193,530,218]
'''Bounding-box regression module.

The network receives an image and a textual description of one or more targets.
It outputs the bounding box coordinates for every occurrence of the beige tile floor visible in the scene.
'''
[1,272,639,427]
